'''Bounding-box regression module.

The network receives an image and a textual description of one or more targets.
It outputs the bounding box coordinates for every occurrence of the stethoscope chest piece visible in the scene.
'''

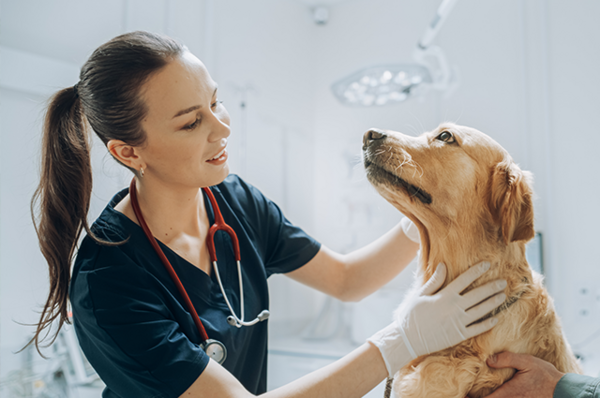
[202,339,227,365]
[129,178,268,368]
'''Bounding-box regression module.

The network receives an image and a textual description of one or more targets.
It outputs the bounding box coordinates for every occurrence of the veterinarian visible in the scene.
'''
[485,352,600,398]
[28,31,508,398]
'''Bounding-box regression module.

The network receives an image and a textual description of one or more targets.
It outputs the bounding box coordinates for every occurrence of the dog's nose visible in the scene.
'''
[363,129,387,147]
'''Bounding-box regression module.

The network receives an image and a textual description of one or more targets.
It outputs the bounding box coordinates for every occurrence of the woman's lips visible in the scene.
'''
[206,147,228,165]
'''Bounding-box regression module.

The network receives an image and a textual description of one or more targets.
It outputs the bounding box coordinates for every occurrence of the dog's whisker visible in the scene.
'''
[407,112,425,136]
[395,160,407,172]
[405,124,419,137]
[411,160,425,179]
[386,152,394,164]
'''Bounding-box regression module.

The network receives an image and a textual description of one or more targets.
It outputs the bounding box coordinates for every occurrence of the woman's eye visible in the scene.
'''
[182,101,223,130]
[183,118,201,130]
[436,131,455,143]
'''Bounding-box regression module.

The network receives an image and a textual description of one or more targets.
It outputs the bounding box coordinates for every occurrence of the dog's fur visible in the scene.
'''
[363,123,581,398]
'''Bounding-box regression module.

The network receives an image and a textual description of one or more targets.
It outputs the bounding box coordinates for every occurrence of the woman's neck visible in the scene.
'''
[116,176,210,243]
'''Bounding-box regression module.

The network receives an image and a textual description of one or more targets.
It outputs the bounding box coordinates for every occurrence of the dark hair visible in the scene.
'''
[27,31,185,356]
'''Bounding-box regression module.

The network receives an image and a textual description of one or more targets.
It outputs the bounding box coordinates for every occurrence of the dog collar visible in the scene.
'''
[475,276,529,324]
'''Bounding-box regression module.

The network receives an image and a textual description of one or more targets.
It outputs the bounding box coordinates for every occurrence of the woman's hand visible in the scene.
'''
[368,262,507,376]
[400,217,420,243]
[485,352,565,398]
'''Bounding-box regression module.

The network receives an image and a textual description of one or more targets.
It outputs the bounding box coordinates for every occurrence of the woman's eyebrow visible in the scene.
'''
[172,105,200,119]
[171,86,219,119]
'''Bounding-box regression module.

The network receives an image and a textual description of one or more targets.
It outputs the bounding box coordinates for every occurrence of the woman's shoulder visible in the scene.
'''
[74,231,141,278]
[91,187,137,238]
[214,174,273,213]
[215,174,262,199]
[72,226,160,310]
[74,188,145,273]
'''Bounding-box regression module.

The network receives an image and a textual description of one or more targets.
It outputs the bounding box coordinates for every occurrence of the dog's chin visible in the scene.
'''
[365,161,433,205]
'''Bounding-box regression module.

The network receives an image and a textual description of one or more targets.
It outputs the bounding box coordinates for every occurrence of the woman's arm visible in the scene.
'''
[181,262,505,398]
[180,342,389,398]
[286,222,419,301]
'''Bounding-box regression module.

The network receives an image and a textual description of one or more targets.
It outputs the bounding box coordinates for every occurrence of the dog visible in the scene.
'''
[362,123,582,398]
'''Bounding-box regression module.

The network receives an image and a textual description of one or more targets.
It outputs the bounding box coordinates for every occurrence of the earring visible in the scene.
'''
[140,167,145,177]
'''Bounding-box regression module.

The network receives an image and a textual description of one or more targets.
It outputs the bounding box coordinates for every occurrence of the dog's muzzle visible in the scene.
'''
[362,129,433,205]
[362,128,387,150]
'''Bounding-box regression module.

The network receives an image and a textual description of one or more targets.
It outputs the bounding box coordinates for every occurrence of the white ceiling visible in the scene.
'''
[0,0,363,66]
[0,0,124,65]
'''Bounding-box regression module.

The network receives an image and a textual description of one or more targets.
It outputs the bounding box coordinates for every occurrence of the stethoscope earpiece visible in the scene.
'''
[226,311,270,328]
[257,310,270,321]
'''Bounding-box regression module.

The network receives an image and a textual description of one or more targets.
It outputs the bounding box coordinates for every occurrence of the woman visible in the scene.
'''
[29,31,506,397]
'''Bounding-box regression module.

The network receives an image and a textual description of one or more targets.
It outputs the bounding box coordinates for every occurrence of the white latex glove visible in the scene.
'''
[400,216,420,243]
[368,262,507,376]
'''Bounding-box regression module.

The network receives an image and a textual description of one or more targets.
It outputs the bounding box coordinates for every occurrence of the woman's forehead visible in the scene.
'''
[141,52,216,121]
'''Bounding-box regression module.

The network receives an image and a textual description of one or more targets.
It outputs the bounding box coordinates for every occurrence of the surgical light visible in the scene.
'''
[332,64,433,107]
[331,0,459,107]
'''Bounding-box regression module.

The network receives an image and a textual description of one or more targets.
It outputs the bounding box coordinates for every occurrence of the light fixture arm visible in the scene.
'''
[413,0,459,92]
[418,0,459,50]
[413,45,451,90]
[329,0,460,107]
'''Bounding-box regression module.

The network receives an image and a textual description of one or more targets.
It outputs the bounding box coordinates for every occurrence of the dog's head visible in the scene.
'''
[363,123,535,267]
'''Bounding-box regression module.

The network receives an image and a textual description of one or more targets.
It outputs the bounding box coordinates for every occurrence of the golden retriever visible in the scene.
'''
[362,123,582,398]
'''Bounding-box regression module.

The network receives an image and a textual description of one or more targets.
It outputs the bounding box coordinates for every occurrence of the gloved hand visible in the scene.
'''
[400,216,420,243]
[368,262,506,377]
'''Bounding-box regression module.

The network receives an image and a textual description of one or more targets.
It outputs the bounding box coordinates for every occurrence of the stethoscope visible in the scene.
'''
[129,178,270,365]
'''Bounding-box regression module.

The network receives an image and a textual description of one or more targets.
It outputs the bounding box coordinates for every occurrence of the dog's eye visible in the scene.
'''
[436,131,455,143]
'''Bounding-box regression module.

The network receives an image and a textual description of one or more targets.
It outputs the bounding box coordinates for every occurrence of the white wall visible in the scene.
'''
[543,0,600,359]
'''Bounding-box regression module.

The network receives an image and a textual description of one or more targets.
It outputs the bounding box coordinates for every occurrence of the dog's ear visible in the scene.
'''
[488,159,535,244]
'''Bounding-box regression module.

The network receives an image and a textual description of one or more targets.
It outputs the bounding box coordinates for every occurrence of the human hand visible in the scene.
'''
[400,217,420,243]
[368,262,506,376]
[485,352,565,398]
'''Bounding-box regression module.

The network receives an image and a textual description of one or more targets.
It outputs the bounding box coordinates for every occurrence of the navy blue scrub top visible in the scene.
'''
[70,174,321,398]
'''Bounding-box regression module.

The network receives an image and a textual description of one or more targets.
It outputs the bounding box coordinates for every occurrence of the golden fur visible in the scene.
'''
[363,123,581,398]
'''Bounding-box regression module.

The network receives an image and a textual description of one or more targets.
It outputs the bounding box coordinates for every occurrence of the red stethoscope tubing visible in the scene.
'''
[129,178,212,342]
[203,184,241,263]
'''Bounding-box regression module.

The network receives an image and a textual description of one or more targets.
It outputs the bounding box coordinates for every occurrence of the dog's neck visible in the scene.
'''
[419,218,532,291]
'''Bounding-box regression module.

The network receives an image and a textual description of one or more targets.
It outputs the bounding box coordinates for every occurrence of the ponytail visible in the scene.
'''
[28,87,97,356]
[24,30,185,357]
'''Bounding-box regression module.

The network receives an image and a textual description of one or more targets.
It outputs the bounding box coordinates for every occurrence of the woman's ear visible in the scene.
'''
[107,139,145,171]
[487,159,535,244]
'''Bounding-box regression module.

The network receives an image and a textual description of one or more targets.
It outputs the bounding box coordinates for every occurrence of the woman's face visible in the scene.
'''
[137,50,231,189]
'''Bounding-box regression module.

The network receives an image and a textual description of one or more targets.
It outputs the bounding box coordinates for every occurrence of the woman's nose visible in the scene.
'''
[363,129,387,148]
[209,111,231,141]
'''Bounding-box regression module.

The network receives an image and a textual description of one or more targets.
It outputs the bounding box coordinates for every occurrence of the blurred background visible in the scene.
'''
[1,0,599,396]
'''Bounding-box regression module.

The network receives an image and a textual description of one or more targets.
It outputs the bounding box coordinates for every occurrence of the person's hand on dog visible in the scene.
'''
[485,352,565,398]
[400,216,420,243]
[368,262,507,376]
